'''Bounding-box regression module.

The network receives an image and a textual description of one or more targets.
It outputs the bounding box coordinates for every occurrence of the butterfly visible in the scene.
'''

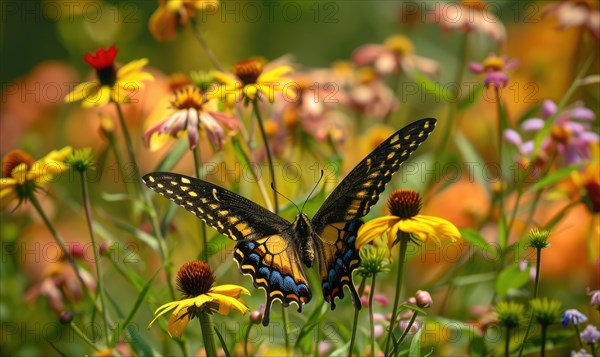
[143,118,436,325]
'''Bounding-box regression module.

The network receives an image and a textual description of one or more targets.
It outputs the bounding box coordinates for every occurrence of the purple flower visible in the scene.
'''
[562,309,588,327]
[581,324,600,344]
[588,288,600,306]
[541,100,557,118]
[571,348,593,357]
[470,54,519,88]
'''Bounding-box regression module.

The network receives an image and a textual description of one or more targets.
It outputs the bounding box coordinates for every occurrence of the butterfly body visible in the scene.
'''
[143,118,437,325]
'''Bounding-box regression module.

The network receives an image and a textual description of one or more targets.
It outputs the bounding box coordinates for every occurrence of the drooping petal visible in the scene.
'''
[521,118,545,131]
[82,86,111,108]
[186,109,200,149]
[167,311,191,338]
[504,129,522,146]
[356,216,401,250]
[64,81,99,102]
[207,293,249,315]
[210,284,250,298]
[352,44,387,66]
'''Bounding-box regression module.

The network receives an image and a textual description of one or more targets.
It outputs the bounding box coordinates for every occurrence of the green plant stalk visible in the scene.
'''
[348,276,367,357]
[437,32,470,155]
[574,323,584,349]
[199,313,218,357]
[104,129,134,216]
[384,232,410,356]
[495,87,507,248]
[252,101,279,214]
[244,323,253,357]
[114,102,176,300]
[78,170,110,345]
[281,304,290,353]
[193,145,209,261]
[70,321,100,351]
[29,194,91,301]
[505,326,511,357]
[517,247,543,357]
[190,18,224,72]
[591,342,597,357]
[369,274,377,357]
[540,324,547,357]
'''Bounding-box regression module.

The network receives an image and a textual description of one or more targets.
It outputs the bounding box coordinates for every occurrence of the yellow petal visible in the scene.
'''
[210,284,250,298]
[65,81,99,102]
[260,65,293,81]
[82,86,111,108]
[211,71,239,86]
[167,311,191,338]
[11,163,29,184]
[356,216,399,250]
[118,59,149,79]
[207,293,249,315]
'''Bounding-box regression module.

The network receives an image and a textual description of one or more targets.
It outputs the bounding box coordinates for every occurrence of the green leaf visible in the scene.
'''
[295,303,329,352]
[525,164,582,193]
[408,323,423,357]
[457,83,483,111]
[160,202,178,238]
[154,140,188,172]
[495,264,530,299]
[329,341,350,357]
[214,327,232,357]
[111,267,161,344]
[399,303,428,315]
[110,218,159,252]
[454,131,488,188]
[460,229,491,251]
[413,72,450,102]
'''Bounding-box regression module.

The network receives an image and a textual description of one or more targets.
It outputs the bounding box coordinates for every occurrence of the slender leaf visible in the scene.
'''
[460,229,491,251]
[457,83,483,111]
[454,131,488,188]
[525,164,583,193]
[408,323,423,357]
[154,140,188,172]
[214,326,232,357]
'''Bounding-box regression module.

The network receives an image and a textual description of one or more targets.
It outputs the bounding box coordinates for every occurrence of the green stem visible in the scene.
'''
[252,101,279,213]
[190,18,224,72]
[281,305,290,353]
[384,73,403,124]
[437,32,470,155]
[78,171,110,345]
[517,247,543,357]
[591,342,597,357]
[384,232,410,356]
[29,195,90,299]
[244,324,253,357]
[540,324,547,357]
[199,314,218,357]
[393,310,418,353]
[495,87,507,249]
[114,102,176,300]
[193,145,209,262]
[574,324,584,349]
[369,274,377,357]
[348,276,367,357]
[505,326,511,357]
[69,321,100,351]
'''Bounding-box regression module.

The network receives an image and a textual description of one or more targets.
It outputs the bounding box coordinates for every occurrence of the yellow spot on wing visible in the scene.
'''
[181,177,191,184]
[148,176,155,182]
[212,188,219,201]
[189,191,198,197]
[157,183,164,188]
[180,186,189,191]
[170,181,177,186]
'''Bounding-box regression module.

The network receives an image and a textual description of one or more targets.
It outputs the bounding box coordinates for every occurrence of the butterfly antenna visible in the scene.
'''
[270,182,300,214]
[301,170,324,214]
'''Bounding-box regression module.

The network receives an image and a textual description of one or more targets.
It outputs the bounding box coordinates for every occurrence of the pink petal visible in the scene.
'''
[352,44,386,66]
[521,118,545,131]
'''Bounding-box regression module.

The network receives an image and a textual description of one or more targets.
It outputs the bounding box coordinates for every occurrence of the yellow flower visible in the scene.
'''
[148,261,249,338]
[1,147,72,208]
[357,190,461,254]
[211,58,296,103]
[65,45,154,108]
[149,0,219,41]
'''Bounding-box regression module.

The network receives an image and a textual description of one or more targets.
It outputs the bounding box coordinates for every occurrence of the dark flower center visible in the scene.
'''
[176,260,215,298]
[387,189,421,219]
[171,86,206,111]
[2,150,34,178]
[233,59,264,85]
[84,45,118,86]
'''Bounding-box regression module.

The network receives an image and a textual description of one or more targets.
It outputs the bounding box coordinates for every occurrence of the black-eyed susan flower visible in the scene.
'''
[144,85,238,151]
[356,189,461,253]
[148,260,249,338]
[65,45,154,108]
[149,0,219,41]
[1,147,72,209]
[211,58,296,103]
[469,53,519,88]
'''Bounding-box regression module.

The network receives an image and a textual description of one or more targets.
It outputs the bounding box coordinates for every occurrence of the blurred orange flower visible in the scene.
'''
[149,0,219,41]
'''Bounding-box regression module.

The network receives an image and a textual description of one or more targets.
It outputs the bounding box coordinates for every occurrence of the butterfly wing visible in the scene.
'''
[143,172,290,240]
[312,118,437,308]
[234,234,311,326]
[315,219,363,310]
[143,173,311,325]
